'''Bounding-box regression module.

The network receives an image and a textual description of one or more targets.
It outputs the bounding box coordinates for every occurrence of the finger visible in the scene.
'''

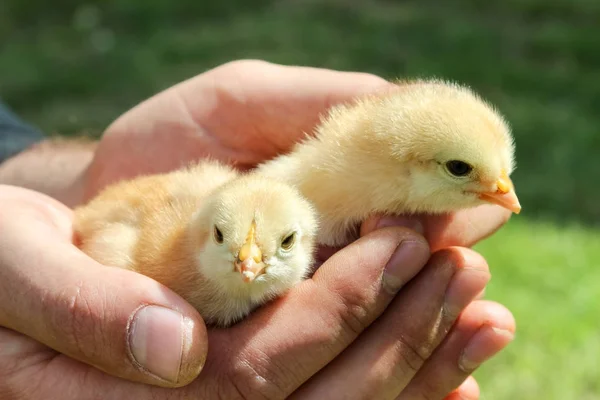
[96,60,390,179]
[0,186,208,388]
[291,247,490,399]
[361,204,512,251]
[200,226,430,399]
[397,300,515,400]
[443,376,480,400]
[177,59,392,161]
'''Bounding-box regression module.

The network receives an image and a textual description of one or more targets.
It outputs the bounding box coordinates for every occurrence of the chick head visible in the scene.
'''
[193,174,318,298]
[369,79,520,214]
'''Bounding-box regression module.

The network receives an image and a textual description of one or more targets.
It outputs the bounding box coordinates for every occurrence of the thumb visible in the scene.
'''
[0,186,207,388]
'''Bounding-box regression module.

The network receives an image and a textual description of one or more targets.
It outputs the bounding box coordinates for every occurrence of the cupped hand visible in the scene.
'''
[85,59,511,252]
[0,185,208,390]
[0,185,513,399]
[0,60,516,399]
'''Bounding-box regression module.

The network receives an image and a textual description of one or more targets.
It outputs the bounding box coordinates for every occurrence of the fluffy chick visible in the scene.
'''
[257,79,521,247]
[74,161,318,327]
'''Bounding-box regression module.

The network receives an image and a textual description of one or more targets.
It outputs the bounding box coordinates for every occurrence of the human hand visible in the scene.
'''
[0,185,513,399]
[0,60,515,399]
[85,60,510,253]
[0,185,208,390]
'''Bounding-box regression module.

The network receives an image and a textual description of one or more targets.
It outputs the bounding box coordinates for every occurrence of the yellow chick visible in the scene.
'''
[74,161,318,327]
[257,79,521,247]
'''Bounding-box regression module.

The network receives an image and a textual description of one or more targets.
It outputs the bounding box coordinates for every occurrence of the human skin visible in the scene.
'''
[0,60,515,399]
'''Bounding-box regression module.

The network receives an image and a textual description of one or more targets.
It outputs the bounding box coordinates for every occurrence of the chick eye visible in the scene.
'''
[445,160,473,177]
[280,232,297,251]
[213,226,224,244]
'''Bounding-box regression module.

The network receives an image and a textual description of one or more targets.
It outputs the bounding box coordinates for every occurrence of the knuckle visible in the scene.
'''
[337,300,372,336]
[329,280,378,337]
[204,372,251,400]
[44,280,105,361]
[325,247,383,337]
[419,380,449,400]
[223,349,294,400]
[394,333,430,374]
[220,59,272,74]
[229,364,274,400]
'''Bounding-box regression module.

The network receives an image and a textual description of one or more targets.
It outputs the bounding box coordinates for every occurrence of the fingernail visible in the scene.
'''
[459,325,515,372]
[382,240,430,294]
[376,216,424,235]
[444,268,491,319]
[128,305,192,383]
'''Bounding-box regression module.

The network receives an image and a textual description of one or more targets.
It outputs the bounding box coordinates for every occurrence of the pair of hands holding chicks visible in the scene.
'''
[0,60,515,400]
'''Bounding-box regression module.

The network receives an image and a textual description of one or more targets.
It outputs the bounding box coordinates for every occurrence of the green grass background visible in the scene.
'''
[1,1,599,398]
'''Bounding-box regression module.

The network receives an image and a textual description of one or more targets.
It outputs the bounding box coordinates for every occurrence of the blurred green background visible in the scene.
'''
[1,1,599,398]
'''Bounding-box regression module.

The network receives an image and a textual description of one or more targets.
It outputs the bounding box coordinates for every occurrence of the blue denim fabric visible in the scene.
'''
[0,100,44,163]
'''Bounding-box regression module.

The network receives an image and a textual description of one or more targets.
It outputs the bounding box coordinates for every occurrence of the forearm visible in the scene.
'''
[0,137,98,207]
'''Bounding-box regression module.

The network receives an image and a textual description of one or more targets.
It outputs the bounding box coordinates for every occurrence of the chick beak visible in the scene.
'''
[235,221,266,283]
[478,170,521,214]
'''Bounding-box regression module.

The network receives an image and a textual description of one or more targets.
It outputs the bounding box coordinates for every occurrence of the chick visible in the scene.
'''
[257,79,521,247]
[74,161,318,327]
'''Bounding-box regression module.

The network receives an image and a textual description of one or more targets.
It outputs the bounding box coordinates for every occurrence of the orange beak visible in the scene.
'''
[478,170,522,214]
[235,221,266,283]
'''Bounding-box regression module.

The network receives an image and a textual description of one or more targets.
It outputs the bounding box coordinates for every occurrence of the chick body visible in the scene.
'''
[258,79,520,247]
[74,161,317,327]
[74,161,237,270]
